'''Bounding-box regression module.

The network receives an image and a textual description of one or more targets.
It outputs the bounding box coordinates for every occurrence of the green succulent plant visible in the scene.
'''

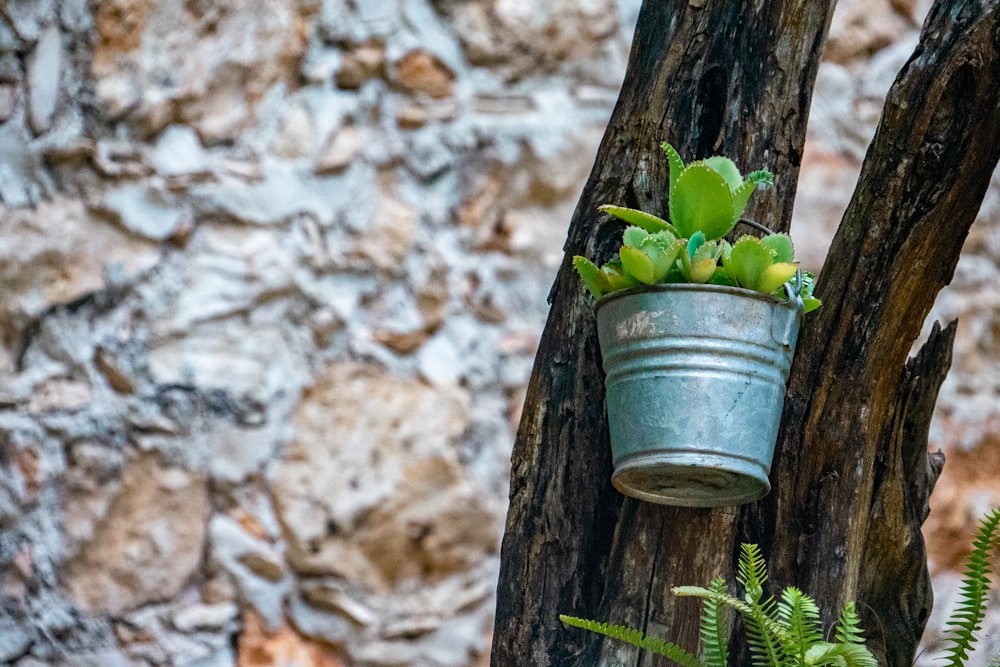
[574,141,821,313]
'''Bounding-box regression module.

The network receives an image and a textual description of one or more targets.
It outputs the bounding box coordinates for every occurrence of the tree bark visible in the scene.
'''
[493,1,1000,666]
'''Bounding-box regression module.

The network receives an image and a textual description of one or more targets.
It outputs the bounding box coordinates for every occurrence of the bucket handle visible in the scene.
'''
[735,218,804,307]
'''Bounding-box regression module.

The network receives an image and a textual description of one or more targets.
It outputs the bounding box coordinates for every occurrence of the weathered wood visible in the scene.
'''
[492,0,1000,665]
[493,0,836,663]
[750,3,1000,663]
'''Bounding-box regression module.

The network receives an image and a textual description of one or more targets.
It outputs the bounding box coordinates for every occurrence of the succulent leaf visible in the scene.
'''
[762,233,794,263]
[692,240,723,264]
[661,142,685,196]
[700,156,744,192]
[688,258,718,283]
[687,230,706,257]
[730,180,758,221]
[708,268,736,286]
[620,246,656,284]
[756,262,798,295]
[623,225,649,248]
[725,236,774,291]
[745,170,774,187]
[573,256,607,299]
[599,205,677,235]
[669,165,737,240]
[602,259,639,291]
[803,296,822,314]
[641,234,684,282]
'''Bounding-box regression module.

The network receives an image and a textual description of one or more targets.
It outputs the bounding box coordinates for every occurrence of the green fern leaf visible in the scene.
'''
[673,584,789,656]
[737,543,769,604]
[940,507,1000,667]
[559,615,706,667]
[777,587,823,665]
[803,642,877,667]
[833,602,866,646]
[699,578,731,667]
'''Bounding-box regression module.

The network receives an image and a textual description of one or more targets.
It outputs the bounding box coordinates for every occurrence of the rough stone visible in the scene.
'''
[0,109,38,207]
[286,594,355,646]
[823,0,916,64]
[237,551,285,582]
[0,616,32,663]
[152,124,212,176]
[62,442,124,557]
[61,452,210,614]
[0,85,19,122]
[312,125,363,174]
[788,144,859,272]
[237,611,346,667]
[270,362,500,590]
[59,0,92,33]
[196,163,340,226]
[100,184,188,241]
[298,580,377,626]
[444,0,619,79]
[393,49,455,99]
[0,197,160,321]
[270,103,317,160]
[92,0,152,72]
[923,425,1000,572]
[172,602,240,632]
[93,139,150,177]
[347,184,418,274]
[92,0,312,139]
[334,39,385,90]
[26,377,93,413]
[209,514,291,631]
[26,25,62,134]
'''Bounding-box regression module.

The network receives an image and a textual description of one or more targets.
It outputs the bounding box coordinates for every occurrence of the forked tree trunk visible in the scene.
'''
[492,1,1000,665]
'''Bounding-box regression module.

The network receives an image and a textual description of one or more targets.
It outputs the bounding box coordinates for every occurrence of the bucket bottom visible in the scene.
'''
[611,451,770,507]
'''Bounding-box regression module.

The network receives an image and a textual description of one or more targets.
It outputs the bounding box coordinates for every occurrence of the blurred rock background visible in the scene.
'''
[0,0,996,665]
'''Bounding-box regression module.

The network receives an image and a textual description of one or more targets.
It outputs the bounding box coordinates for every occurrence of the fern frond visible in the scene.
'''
[833,602,866,646]
[699,578,731,667]
[777,587,823,664]
[744,600,787,667]
[675,584,787,666]
[738,543,769,604]
[559,615,706,667]
[731,544,784,667]
[803,642,877,667]
[940,507,1000,667]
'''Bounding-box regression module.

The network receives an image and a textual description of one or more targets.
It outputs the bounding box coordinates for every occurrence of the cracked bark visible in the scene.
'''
[492,1,1000,665]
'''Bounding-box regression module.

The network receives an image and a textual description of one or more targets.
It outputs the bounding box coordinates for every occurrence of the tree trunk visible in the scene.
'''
[492,1,1000,665]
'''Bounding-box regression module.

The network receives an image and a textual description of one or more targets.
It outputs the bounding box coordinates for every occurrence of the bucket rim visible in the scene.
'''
[593,282,798,316]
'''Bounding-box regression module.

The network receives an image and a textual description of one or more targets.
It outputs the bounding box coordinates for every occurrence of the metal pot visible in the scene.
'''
[595,283,802,507]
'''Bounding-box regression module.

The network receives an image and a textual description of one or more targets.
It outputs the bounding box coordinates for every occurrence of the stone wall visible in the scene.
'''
[0,0,996,665]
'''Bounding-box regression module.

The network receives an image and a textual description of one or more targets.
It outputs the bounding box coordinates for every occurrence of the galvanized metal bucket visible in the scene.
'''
[595,283,803,507]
